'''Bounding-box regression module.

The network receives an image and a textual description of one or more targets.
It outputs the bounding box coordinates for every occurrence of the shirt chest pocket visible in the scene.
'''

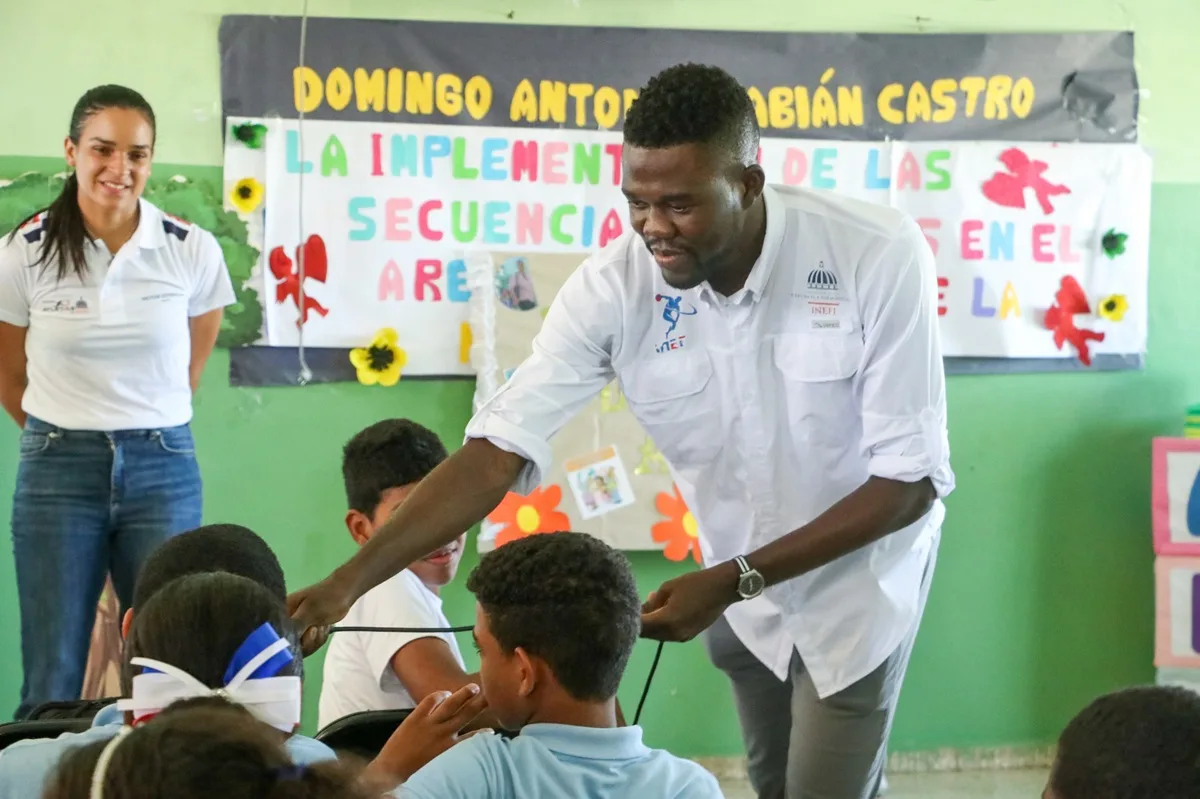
[619,351,723,466]
[773,333,864,449]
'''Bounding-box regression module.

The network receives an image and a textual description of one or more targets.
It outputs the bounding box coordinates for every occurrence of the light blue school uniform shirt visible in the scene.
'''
[0,704,336,799]
[399,723,724,798]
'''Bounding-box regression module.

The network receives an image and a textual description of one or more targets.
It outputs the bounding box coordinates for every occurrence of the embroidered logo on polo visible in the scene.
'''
[792,261,849,332]
[654,293,696,354]
[140,291,186,303]
[40,296,90,315]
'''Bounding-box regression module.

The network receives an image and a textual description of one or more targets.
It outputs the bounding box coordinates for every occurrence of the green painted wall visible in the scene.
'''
[1,0,1197,758]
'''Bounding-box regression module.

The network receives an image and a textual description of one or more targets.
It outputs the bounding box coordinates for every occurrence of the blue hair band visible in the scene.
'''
[222,623,295,685]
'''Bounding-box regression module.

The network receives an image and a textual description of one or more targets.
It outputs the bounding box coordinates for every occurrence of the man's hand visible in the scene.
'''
[639,561,739,642]
[365,683,491,789]
[287,573,357,656]
[288,440,527,658]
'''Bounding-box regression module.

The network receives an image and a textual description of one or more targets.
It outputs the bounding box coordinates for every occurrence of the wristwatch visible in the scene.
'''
[734,556,766,600]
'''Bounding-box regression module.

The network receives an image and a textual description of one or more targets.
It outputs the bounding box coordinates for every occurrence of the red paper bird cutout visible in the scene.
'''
[268,234,329,327]
[1043,276,1105,366]
[981,147,1071,215]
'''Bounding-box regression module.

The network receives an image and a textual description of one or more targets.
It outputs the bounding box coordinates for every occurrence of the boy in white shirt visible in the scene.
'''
[317,419,480,730]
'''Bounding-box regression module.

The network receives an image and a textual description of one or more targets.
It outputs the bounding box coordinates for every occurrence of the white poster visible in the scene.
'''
[248,117,1150,371]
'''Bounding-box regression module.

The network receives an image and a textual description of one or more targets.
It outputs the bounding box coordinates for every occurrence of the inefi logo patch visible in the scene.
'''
[806,261,841,320]
[792,261,847,331]
[654,293,696,354]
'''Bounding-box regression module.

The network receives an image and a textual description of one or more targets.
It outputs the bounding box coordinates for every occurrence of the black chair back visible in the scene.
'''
[27,698,117,721]
[315,709,413,759]
[0,719,94,753]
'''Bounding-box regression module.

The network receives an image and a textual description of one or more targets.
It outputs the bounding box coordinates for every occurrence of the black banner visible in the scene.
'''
[220,16,1137,142]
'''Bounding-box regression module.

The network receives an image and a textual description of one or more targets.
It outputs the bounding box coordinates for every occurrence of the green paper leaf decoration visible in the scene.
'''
[232,122,268,150]
[1101,227,1128,259]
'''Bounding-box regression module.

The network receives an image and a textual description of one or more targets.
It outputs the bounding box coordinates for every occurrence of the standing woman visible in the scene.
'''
[0,85,235,719]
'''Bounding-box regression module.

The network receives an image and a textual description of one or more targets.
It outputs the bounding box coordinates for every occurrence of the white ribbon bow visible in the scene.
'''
[116,637,301,733]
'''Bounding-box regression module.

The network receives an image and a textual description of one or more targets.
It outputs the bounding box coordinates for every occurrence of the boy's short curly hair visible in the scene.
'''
[623,62,758,163]
[466,532,640,701]
[1050,685,1200,799]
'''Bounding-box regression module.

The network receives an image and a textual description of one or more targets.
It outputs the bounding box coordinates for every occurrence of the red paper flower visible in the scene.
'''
[1044,275,1105,365]
[981,147,1071,215]
[268,234,330,327]
[488,485,571,548]
[652,485,702,564]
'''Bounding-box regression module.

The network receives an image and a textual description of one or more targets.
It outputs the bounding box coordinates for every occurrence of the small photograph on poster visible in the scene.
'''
[495,256,539,312]
[565,446,636,521]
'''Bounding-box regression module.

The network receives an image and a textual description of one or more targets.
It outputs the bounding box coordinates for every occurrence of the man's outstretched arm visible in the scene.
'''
[289,258,623,651]
[289,439,526,642]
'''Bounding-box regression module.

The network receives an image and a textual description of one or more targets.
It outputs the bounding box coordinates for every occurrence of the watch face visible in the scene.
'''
[739,571,765,597]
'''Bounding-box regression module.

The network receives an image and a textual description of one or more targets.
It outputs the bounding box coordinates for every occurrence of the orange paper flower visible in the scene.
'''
[488,485,571,548]
[652,485,701,563]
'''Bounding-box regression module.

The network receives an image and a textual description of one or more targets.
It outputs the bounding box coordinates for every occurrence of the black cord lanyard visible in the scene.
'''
[329,626,665,726]
[632,641,664,726]
[332,626,474,634]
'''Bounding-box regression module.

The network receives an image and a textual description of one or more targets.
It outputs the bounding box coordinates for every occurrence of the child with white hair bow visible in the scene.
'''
[51,571,487,799]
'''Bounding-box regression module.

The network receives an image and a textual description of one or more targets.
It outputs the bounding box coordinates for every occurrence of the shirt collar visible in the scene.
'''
[134,198,167,249]
[84,198,166,255]
[401,568,444,610]
[700,184,785,305]
[92,702,124,728]
[518,723,649,760]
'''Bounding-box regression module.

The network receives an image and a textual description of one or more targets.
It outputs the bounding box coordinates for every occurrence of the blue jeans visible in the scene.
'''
[10,416,202,720]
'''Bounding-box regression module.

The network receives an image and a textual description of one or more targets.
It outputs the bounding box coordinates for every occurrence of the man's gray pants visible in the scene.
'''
[703,547,936,799]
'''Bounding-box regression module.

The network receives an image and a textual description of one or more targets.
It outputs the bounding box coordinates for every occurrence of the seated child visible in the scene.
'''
[111,570,327,755]
[1044,684,1200,799]
[318,420,475,729]
[45,700,371,799]
[0,524,327,799]
[396,532,724,798]
[50,570,491,799]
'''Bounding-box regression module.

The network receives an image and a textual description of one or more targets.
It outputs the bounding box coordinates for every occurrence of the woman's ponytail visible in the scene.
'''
[13,171,89,282]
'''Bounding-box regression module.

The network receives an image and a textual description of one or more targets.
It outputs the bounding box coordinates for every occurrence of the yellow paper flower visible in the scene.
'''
[1098,294,1128,322]
[349,328,407,386]
[229,177,264,214]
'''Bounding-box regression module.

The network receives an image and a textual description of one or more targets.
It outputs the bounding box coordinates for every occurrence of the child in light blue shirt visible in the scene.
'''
[0,525,334,799]
[398,532,723,798]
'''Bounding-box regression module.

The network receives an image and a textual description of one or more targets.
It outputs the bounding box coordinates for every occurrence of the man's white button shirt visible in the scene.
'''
[467,185,954,697]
